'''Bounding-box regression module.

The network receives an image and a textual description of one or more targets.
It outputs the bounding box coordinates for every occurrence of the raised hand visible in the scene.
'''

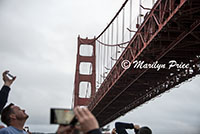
[2,70,16,87]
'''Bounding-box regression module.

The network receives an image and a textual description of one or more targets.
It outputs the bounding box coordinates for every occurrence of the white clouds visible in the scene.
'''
[0,0,126,132]
[0,0,200,133]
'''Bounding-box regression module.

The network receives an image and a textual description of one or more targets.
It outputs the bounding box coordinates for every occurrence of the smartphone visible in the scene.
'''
[6,73,15,79]
[50,108,77,125]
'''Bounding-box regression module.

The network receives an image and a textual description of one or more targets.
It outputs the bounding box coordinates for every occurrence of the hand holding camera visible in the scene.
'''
[74,107,99,133]
[53,107,100,134]
[2,70,16,87]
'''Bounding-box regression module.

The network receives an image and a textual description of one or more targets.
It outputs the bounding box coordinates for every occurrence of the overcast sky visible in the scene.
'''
[0,0,200,134]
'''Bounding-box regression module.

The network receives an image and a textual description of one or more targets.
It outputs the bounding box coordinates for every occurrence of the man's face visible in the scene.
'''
[11,105,29,120]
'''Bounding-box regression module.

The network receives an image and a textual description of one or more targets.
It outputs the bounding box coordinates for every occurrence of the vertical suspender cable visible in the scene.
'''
[108,29,109,69]
[122,8,125,43]
[116,16,119,59]
[122,8,125,52]
[101,36,103,83]
[111,23,114,67]
[130,0,132,40]
[103,32,106,78]
[98,39,100,89]
[139,0,141,24]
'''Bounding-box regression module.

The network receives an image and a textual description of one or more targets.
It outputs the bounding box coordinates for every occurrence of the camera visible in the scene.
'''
[50,108,78,126]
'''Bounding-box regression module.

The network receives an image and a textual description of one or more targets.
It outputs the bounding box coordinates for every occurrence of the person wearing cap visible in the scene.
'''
[114,122,152,134]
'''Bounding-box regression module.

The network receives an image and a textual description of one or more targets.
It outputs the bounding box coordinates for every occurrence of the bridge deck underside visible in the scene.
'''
[91,0,200,127]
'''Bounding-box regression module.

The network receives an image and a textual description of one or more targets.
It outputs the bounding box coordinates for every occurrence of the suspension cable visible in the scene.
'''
[130,0,132,40]
[96,40,129,47]
[116,16,119,59]
[111,23,114,67]
[96,0,129,40]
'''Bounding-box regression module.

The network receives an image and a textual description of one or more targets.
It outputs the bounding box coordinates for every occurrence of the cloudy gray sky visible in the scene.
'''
[0,0,200,134]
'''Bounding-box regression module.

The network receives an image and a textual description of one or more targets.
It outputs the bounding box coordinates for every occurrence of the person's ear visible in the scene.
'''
[10,113,16,120]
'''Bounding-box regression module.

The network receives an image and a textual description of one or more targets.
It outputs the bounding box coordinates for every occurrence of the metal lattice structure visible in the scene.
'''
[73,0,200,127]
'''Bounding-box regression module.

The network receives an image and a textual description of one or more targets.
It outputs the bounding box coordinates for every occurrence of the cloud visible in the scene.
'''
[0,0,200,133]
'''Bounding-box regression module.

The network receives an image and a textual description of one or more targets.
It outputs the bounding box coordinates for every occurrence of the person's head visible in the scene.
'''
[138,126,152,134]
[1,103,29,126]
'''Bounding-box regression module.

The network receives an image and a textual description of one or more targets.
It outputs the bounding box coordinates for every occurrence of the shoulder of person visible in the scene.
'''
[0,127,9,134]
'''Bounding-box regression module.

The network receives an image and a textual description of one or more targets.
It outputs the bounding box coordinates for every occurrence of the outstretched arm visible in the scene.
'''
[0,70,16,113]
[115,122,140,134]
[115,122,135,134]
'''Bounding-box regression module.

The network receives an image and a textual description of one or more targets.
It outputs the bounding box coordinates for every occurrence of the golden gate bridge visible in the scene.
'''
[73,0,200,127]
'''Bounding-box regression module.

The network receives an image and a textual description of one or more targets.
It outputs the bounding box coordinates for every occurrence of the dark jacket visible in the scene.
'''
[0,85,10,113]
[115,122,138,134]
